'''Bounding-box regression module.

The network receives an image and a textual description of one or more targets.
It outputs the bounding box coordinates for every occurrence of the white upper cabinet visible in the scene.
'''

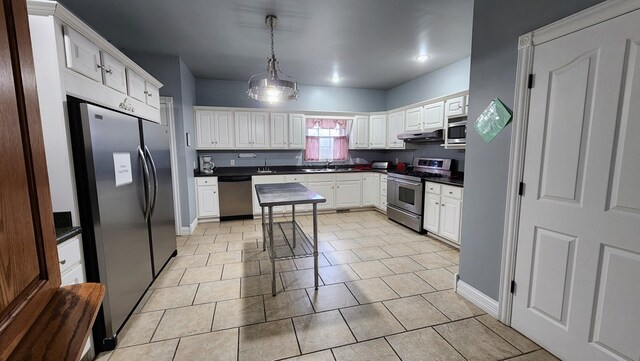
[196,110,234,149]
[235,112,252,148]
[215,111,234,148]
[445,95,467,117]
[144,82,160,109]
[405,106,423,132]
[369,114,387,149]
[235,112,269,148]
[350,115,369,149]
[100,52,126,93]
[289,113,305,149]
[126,68,146,102]
[270,113,288,148]
[252,112,270,148]
[424,101,445,130]
[387,111,405,148]
[63,26,102,82]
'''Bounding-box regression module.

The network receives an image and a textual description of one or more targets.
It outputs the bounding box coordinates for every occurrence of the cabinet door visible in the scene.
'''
[372,173,380,207]
[235,112,252,148]
[252,175,286,214]
[197,186,219,217]
[405,106,423,132]
[424,101,445,130]
[214,111,234,148]
[307,181,335,210]
[101,52,126,93]
[270,112,288,148]
[361,173,375,206]
[423,194,441,233]
[445,96,466,117]
[351,116,369,149]
[196,110,214,149]
[289,113,305,149]
[145,82,160,109]
[252,112,270,148]
[439,197,461,243]
[126,69,146,102]
[62,26,102,82]
[387,111,405,148]
[284,175,308,212]
[369,115,387,149]
[336,180,362,209]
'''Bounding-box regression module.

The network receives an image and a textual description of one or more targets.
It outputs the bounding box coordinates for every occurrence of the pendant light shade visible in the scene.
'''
[247,15,298,103]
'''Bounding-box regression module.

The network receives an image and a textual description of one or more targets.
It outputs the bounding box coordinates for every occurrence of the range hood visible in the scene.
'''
[397,129,444,143]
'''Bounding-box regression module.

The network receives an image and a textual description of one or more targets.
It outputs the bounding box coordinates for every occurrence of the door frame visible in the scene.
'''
[160,96,181,235]
[498,0,640,325]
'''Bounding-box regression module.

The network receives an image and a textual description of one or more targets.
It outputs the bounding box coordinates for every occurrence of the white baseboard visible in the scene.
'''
[189,218,198,235]
[178,226,191,236]
[456,279,499,318]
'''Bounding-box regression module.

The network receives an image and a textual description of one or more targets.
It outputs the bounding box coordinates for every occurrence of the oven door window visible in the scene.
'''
[398,186,415,206]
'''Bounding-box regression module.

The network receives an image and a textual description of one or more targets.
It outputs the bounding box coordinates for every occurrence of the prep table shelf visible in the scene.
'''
[263,221,315,260]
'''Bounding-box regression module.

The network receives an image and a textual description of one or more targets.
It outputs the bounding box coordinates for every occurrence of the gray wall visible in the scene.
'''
[386,57,471,109]
[196,79,387,113]
[459,0,605,301]
[180,59,198,225]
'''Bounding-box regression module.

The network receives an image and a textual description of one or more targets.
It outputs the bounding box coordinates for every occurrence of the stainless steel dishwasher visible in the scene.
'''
[218,175,253,220]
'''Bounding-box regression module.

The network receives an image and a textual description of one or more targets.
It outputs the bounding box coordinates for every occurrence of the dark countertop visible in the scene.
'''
[255,183,327,207]
[420,177,465,187]
[56,226,82,245]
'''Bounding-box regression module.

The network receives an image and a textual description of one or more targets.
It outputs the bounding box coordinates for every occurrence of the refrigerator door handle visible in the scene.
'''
[138,146,152,221]
[144,146,159,218]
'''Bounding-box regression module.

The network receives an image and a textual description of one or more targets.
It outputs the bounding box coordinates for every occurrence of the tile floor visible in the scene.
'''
[96,211,558,361]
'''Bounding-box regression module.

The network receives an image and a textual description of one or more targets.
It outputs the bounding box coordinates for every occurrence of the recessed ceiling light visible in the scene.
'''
[415,54,431,62]
[331,74,341,83]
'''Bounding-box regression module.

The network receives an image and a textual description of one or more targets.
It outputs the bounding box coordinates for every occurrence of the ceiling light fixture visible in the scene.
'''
[331,74,341,83]
[247,15,298,103]
[415,54,431,62]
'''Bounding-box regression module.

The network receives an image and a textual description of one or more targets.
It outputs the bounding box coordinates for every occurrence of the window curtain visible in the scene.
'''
[305,136,320,161]
[304,118,353,161]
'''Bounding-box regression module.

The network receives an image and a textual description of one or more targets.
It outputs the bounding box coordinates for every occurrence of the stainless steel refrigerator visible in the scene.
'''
[69,100,176,351]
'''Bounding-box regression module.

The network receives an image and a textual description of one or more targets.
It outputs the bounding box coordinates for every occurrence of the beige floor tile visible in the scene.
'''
[204,226,232,235]
[422,290,485,320]
[194,278,241,304]
[437,249,460,263]
[176,236,188,246]
[318,265,360,284]
[180,265,223,285]
[259,259,297,275]
[340,303,404,341]
[386,327,465,361]
[415,268,455,290]
[208,250,242,265]
[380,244,418,257]
[356,228,386,237]
[231,225,257,233]
[333,230,363,239]
[434,318,521,360]
[185,235,216,245]
[328,239,361,251]
[94,351,112,361]
[293,254,330,269]
[318,232,339,241]
[212,295,265,330]
[504,349,560,361]
[352,246,391,261]
[109,339,178,361]
[174,328,238,361]
[170,254,210,270]
[324,250,362,265]
[476,314,539,353]
[243,230,263,239]
[151,269,185,289]
[346,278,399,303]
[152,303,216,341]
[293,310,355,353]
[243,249,270,262]
[410,253,454,269]
[281,268,323,290]
[142,284,197,312]
[349,260,394,279]
[264,289,314,321]
[306,283,358,312]
[222,261,260,279]
[353,236,388,247]
[319,224,343,232]
[282,350,334,361]
[380,256,425,274]
[446,265,459,274]
[241,274,284,297]
[116,311,163,347]
[382,273,435,297]
[215,232,245,242]
[228,239,258,251]
[379,234,413,244]
[405,241,444,254]
[177,244,198,255]
[384,295,449,330]
[332,338,399,361]
[239,319,300,361]
[194,242,228,254]
[338,222,364,230]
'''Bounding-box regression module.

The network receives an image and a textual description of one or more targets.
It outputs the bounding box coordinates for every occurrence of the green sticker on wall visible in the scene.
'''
[473,98,512,143]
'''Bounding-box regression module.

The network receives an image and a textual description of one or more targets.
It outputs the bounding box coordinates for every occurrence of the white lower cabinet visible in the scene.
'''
[306,180,335,210]
[335,173,362,209]
[423,182,463,244]
[284,175,308,212]
[196,177,220,218]
[252,175,287,215]
[362,173,375,206]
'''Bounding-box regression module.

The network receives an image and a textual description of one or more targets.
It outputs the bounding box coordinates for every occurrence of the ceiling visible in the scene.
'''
[58,0,474,89]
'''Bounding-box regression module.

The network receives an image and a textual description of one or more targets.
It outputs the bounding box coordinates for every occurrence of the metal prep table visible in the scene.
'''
[254,183,326,296]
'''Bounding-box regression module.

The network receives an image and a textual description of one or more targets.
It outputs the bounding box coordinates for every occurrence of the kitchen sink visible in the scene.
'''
[256,169,276,174]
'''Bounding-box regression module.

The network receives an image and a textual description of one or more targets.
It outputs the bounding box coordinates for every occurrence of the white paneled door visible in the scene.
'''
[512,9,640,361]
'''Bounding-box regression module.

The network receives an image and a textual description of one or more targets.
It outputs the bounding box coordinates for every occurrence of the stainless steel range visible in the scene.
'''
[387,158,452,232]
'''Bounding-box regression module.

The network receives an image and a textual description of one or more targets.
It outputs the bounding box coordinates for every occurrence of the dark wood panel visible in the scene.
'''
[0,0,63,358]
[8,283,105,361]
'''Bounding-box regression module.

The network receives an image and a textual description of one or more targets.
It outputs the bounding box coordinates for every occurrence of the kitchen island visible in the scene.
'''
[255,182,326,296]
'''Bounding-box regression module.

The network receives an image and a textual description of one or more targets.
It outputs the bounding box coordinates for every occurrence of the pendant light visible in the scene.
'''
[247,15,299,103]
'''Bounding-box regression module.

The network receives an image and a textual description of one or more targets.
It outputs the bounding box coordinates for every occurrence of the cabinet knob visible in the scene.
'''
[59,259,66,265]
[441,204,445,207]
[449,192,453,194]
[97,64,105,69]
[435,202,439,205]
[105,68,113,74]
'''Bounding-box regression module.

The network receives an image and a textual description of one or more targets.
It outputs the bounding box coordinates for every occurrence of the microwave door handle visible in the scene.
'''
[448,121,467,128]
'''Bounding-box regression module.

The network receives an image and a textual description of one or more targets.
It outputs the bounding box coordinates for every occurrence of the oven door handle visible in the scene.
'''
[394,179,421,187]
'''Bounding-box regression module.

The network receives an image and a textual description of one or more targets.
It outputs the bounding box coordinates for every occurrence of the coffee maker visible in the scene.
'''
[199,155,215,174]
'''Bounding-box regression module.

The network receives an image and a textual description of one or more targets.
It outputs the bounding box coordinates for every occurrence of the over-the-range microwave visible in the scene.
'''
[447,118,466,144]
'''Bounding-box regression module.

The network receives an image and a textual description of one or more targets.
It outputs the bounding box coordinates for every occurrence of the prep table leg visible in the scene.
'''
[261,206,266,251]
[269,206,276,296]
[313,203,318,290]
[292,204,296,248]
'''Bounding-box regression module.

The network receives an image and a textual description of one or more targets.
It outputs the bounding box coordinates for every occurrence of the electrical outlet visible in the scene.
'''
[230,159,235,166]
[395,158,399,164]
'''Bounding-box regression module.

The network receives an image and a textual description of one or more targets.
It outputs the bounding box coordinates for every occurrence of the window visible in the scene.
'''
[304,118,352,161]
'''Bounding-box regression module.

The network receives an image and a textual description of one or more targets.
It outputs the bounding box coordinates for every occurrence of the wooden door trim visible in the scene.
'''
[499,0,640,325]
